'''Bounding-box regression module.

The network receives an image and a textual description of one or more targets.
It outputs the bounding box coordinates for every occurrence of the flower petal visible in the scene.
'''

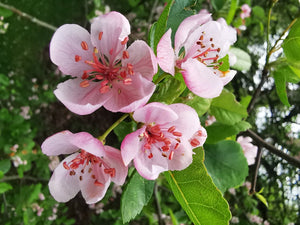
[124,40,158,80]
[121,128,145,166]
[41,130,79,156]
[50,24,93,77]
[103,146,128,185]
[133,102,178,124]
[157,29,176,75]
[79,164,111,204]
[54,78,110,115]
[103,74,156,113]
[174,13,211,56]
[181,58,223,98]
[48,153,81,202]
[167,140,193,171]
[219,69,236,85]
[91,11,130,61]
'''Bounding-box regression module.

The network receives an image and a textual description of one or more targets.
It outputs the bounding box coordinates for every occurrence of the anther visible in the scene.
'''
[109,48,113,55]
[94,180,104,186]
[96,75,104,80]
[148,153,153,159]
[100,85,110,93]
[122,50,129,59]
[190,138,200,147]
[79,176,82,181]
[88,168,92,173]
[104,168,116,177]
[199,35,204,40]
[169,151,174,160]
[75,55,81,62]
[63,162,70,170]
[81,41,88,50]
[173,131,182,137]
[91,174,96,179]
[80,80,90,88]
[123,78,132,85]
[121,36,129,45]
[81,72,88,80]
[168,126,176,133]
[98,31,103,40]
[162,146,170,152]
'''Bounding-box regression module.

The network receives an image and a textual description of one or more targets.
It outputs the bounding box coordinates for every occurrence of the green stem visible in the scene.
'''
[0,2,57,31]
[98,113,129,141]
[154,72,170,84]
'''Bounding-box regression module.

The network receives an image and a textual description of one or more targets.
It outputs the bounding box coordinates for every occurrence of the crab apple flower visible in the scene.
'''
[121,102,207,180]
[50,11,157,115]
[237,136,258,165]
[41,131,128,204]
[157,12,237,98]
[240,4,251,19]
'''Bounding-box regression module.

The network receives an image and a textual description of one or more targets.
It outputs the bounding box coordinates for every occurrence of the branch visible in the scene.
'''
[250,146,263,194]
[154,182,163,225]
[0,2,57,31]
[245,129,300,168]
[0,175,48,182]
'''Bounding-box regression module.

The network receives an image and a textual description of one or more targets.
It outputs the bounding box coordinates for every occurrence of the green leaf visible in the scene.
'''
[273,67,290,107]
[121,170,155,223]
[0,182,13,194]
[27,183,42,204]
[152,0,174,53]
[217,55,230,72]
[148,22,157,50]
[204,140,249,193]
[210,89,248,125]
[283,19,300,63]
[229,47,252,71]
[205,121,252,144]
[211,0,227,11]
[174,93,211,116]
[255,192,269,207]
[149,75,186,104]
[164,148,231,225]
[0,8,13,18]
[226,0,238,24]
[0,159,11,174]
[113,121,137,143]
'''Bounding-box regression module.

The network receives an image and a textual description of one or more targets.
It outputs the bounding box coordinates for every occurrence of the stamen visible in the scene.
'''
[104,168,116,177]
[75,55,81,62]
[94,180,104,186]
[79,176,82,181]
[173,131,182,137]
[123,78,132,85]
[168,126,176,133]
[148,153,153,159]
[168,151,174,160]
[63,162,70,170]
[190,138,200,147]
[80,80,90,88]
[121,37,129,45]
[98,31,103,40]
[81,41,88,50]
[100,85,110,93]
[81,72,88,80]
[109,48,113,55]
[162,146,170,152]
[122,51,129,59]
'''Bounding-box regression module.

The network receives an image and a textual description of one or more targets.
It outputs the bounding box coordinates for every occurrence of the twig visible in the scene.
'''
[0,175,48,182]
[246,129,300,168]
[154,182,163,225]
[249,146,263,194]
[0,2,57,31]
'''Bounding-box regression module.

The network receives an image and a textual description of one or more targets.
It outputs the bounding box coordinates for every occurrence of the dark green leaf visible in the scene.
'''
[0,159,11,174]
[113,121,137,143]
[0,182,13,194]
[211,0,227,11]
[205,121,252,144]
[210,89,248,125]
[283,19,300,63]
[204,140,249,193]
[165,148,232,225]
[121,170,155,223]
[273,67,290,107]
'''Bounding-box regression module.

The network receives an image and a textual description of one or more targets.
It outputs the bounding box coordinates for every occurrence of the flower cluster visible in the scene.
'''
[42,10,237,205]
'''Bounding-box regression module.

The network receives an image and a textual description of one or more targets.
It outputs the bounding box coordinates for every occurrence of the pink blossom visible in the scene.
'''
[237,136,258,165]
[240,4,251,19]
[121,102,207,180]
[50,11,157,115]
[157,12,237,98]
[41,131,128,204]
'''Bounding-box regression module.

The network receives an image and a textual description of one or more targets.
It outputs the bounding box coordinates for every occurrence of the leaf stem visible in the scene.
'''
[98,113,129,142]
[154,72,170,84]
[0,2,57,31]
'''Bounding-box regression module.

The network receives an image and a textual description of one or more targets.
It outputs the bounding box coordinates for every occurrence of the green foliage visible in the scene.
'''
[165,148,232,225]
[210,89,248,125]
[283,19,300,63]
[121,170,155,223]
[217,54,230,72]
[204,140,249,193]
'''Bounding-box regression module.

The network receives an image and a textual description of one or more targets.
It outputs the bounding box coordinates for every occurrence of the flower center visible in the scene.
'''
[139,124,182,160]
[63,150,115,187]
[74,32,133,94]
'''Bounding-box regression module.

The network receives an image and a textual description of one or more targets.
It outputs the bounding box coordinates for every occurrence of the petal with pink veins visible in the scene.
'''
[133,102,178,124]
[167,140,193,171]
[50,24,93,77]
[124,40,157,80]
[54,78,110,115]
[157,29,176,75]
[219,70,236,85]
[103,74,156,113]
[91,11,130,61]
[48,153,81,202]
[181,58,223,98]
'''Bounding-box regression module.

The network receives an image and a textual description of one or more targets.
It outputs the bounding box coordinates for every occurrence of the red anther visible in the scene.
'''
[174,142,180,150]
[144,143,151,150]
[79,176,83,181]
[176,138,181,143]
[91,174,96,179]
[199,35,204,40]
[217,48,221,52]
[210,38,213,41]
[162,153,167,157]
[88,168,92,173]
[69,170,76,176]
[81,72,88,79]
[104,168,116,177]
[80,80,90,88]
[96,75,104,80]
[127,63,133,69]
[120,71,127,78]
[100,85,110,93]
[121,36,129,45]
[123,78,132,85]
[98,31,103,40]
[109,48,113,55]
[161,146,170,152]
[81,169,85,173]
[168,151,174,160]
[81,41,88,50]
[211,43,215,48]
[196,41,202,45]
[164,138,171,146]
[148,153,153,159]
[167,126,176,133]
[75,55,81,62]
[122,50,129,59]
[94,180,104,186]
[190,138,200,147]
[150,125,160,133]
[173,131,182,137]
[101,79,109,87]
[63,162,70,170]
